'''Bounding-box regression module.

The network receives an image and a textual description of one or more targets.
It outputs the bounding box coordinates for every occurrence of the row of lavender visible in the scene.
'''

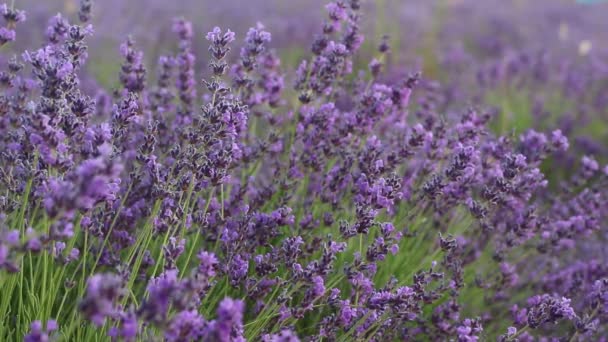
[1,0,607,341]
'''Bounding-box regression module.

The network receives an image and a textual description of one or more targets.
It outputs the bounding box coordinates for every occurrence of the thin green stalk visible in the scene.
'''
[363,311,390,341]
[89,184,133,277]
[220,184,225,219]
[338,311,373,342]
[246,283,302,339]
[507,325,529,341]
[125,199,162,294]
[180,189,215,279]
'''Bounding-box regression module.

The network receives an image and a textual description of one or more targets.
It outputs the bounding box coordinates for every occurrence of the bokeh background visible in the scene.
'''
[10,0,608,87]
[12,0,604,162]
[6,0,608,165]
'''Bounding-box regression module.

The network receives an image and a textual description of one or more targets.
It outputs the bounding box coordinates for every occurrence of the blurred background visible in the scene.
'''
[9,0,608,87]
[5,0,608,160]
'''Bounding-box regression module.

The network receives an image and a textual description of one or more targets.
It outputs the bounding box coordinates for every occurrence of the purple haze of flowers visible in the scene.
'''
[0,0,607,341]
[79,273,125,326]
[24,320,57,342]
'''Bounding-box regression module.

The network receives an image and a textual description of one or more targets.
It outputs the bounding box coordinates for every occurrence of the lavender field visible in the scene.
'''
[1,0,607,341]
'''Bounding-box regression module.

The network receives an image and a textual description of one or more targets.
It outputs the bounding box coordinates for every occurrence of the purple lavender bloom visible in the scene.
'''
[206,26,236,71]
[262,329,300,342]
[581,155,599,179]
[1,4,26,24]
[197,250,219,278]
[140,269,180,322]
[312,275,326,297]
[24,320,57,342]
[455,318,483,342]
[239,23,271,71]
[526,294,577,328]
[206,27,236,45]
[173,18,196,125]
[45,14,69,43]
[228,253,249,285]
[0,3,25,45]
[550,129,569,151]
[78,0,93,23]
[108,310,138,341]
[165,310,206,342]
[0,26,15,44]
[41,156,123,220]
[208,298,245,342]
[79,273,125,326]
[590,279,608,315]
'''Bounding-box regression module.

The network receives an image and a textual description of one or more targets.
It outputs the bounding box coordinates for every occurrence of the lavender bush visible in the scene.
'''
[1,0,607,341]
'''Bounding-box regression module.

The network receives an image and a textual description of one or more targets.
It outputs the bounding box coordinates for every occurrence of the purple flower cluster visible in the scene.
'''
[0,0,607,341]
[24,320,57,342]
[0,3,25,46]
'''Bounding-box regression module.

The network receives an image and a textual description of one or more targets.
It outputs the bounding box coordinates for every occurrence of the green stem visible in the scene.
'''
[180,188,216,279]
[89,184,133,276]
[507,325,529,341]
[220,184,225,219]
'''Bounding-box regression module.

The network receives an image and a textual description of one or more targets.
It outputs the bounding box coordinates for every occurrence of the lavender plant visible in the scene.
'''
[0,0,607,341]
